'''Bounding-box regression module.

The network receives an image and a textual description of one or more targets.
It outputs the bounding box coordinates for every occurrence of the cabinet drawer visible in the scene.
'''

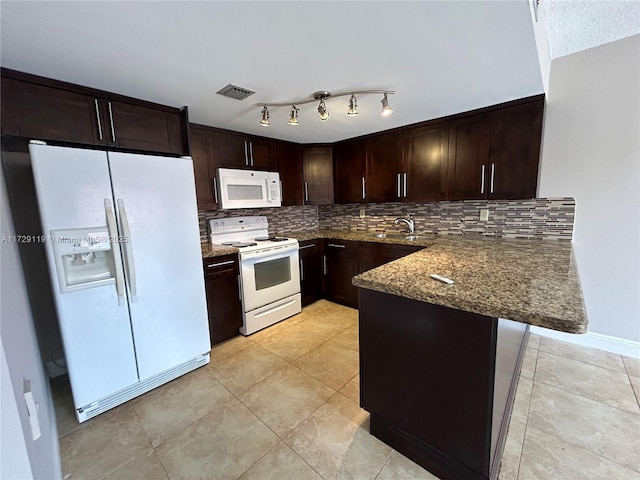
[204,255,238,276]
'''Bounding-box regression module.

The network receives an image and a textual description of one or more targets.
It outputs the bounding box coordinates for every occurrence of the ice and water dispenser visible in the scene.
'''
[50,228,116,293]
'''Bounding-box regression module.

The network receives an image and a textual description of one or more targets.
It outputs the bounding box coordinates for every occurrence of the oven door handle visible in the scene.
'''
[241,247,299,264]
[240,244,298,261]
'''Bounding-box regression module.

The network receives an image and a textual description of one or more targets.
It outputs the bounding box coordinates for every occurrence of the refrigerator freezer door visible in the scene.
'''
[108,151,210,380]
[29,144,139,407]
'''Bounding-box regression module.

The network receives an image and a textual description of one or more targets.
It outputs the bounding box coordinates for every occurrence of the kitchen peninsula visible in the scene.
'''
[351,234,587,480]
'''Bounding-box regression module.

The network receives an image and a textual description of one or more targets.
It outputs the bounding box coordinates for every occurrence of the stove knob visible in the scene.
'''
[220,222,225,227]
[213,222,218,228]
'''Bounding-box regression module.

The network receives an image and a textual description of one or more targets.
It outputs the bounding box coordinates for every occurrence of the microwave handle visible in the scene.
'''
[266,179,272,202]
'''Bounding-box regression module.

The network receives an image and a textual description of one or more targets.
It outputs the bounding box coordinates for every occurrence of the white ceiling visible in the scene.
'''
[543,0,640,59]
[1,1,545,143]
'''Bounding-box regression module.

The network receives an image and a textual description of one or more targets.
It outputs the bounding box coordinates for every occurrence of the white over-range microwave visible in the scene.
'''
[216,168,282,209]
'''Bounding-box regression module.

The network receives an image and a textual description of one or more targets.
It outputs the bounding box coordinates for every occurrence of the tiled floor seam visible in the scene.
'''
[372,449,395,480]
[539,349,628,373]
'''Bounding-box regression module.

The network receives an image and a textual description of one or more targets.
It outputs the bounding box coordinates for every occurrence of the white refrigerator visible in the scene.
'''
[29,142,211,422]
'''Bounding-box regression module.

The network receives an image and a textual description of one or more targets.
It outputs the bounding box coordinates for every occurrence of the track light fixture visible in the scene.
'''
[259,105,270,126]
[257,89,394,126]
[380,93,393,117]
[288,105,299,125]
[347,94,358,116]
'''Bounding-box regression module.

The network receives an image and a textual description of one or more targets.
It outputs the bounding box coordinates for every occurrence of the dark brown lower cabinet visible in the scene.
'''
[357,242,422,273]
[359,288,528,480]
[203,254,243,346]
[299,240,322,306]
[323,240,359,308]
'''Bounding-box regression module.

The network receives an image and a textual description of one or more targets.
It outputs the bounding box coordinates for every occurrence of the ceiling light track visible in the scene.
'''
[257,89,395,126]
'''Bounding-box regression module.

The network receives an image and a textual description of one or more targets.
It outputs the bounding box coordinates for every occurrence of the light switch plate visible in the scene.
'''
[480,209,489,221]
[359,207,365,218]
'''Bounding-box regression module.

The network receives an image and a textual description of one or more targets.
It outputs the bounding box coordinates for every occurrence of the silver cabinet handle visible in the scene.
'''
[300,259,304,281]
[237,275,242,301]
[117,199,137,303]
[403,173,407,198]
[298,243,315,250]
[362,177,366,200]
[249,142,254,166]
[213,177,219,204]
[490,163,495,194]
[244,141,248,166]
[104,199,125,305]
[304,181,309,202]
[280,180,283,201]
[323,254,327,275]
[327,243,346,249]
[207,260,234,268]
[481,165,486,194]
[397,173,401,198]
[107,102,116,142]
[94,99,103,141]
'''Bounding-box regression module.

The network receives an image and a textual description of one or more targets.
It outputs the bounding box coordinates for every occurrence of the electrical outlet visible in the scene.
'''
[359,207,365,218]
[480,209,489,221]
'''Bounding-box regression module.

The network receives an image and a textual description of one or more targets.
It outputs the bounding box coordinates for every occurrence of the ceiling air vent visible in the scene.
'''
[216,84,255,101]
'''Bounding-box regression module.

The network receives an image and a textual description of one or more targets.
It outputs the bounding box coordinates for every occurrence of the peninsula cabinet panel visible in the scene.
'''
[447,114,492,201]
[488,100,544,200]
[189,127,217,211]
[274,141,303,206]
[333,140,367,204]
[403,122,449,202]
[302,146,333,205]
[366,132,403,203]
[2,78,103,145]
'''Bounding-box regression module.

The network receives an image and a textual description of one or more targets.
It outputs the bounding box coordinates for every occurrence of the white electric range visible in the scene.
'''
[209,216,301,335]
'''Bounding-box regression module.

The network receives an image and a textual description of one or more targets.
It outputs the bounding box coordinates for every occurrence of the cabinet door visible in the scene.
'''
[212,132,249,169]
[190,128,217,211]
[274,142,303,206]
[3,78,103,144]
[333,140,367,204]
[299,240,322,306]
[403,122,449,202]
[302,146,334,205]
[204,256,243,345]
[447,114,491,201]
[103,100,183,155]
[323,240,358,308]
[366,132,403,203]
[248,137,275,170]
[357,242,422,274]
[488,100,544,200]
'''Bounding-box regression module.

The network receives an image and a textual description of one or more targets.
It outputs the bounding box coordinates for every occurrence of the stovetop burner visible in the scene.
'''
[254,236,289,242]
[221,241,258,247]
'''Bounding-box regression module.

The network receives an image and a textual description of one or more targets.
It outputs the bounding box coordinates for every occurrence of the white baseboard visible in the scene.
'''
[530,326,640,359]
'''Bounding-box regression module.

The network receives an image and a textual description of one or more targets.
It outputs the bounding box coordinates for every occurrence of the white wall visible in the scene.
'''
[538,34,640,343]
[1,166,62,479]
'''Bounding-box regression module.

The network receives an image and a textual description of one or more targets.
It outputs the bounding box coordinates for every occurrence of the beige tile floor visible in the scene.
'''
[52,299,640,480]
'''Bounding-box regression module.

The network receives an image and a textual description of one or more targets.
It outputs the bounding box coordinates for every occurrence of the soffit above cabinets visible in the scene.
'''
[1,1,543,144]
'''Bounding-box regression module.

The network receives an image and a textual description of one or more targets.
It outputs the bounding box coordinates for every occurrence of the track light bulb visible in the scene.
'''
[259,106,270,126]
[380,93,393,117]
[347,94,358,116]
[318,99,330,121]
[288,105,299,126]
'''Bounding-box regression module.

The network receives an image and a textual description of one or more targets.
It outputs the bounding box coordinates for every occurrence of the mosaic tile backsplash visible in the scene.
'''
[200,198,574,242]
[318,198,575,240]
[199,205,319,242]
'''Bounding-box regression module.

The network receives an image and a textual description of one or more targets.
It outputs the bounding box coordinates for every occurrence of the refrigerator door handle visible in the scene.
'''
[104,199,126,305]
[117,199,137,303]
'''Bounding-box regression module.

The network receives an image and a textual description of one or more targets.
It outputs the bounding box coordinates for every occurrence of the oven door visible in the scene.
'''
[240,244,300,312]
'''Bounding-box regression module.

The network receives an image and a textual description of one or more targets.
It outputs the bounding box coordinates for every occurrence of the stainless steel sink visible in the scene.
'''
[371,232,431,241]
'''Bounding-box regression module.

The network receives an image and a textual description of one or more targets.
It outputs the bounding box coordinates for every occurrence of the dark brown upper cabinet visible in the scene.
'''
[488,100,544,200]
[366,132,404,203]
[212,131,274,171]
[447,114,492,201]
[333,140,367,204]
[402,122,449,202]
[189,126,217,211]
[274,141,303,206]
[1,68,188,156]
[302,146,333,205]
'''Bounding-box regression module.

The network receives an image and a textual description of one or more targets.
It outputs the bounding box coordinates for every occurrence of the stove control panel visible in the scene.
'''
[209,216,268,234]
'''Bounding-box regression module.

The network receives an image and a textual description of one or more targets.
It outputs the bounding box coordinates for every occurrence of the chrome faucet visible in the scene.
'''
[394,215,415,233]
